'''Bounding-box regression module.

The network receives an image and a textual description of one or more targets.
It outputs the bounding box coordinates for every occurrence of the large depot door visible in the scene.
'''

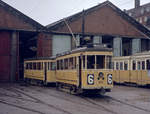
[52,35,71,56]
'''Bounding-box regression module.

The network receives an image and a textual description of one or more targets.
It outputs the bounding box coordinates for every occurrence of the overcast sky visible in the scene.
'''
[2,0,150,26]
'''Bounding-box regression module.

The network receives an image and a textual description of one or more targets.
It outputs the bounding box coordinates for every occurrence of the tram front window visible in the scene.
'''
[97,55,105,69]
[87,55,95,69]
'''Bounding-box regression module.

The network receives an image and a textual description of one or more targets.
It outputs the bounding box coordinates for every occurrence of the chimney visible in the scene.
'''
[135,0,140,8]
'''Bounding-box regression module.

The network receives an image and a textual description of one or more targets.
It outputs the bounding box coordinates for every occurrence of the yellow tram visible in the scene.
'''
[24,57,56,85]
[113,51,150,86]
[55,45,113,94]
[24,45,113,94]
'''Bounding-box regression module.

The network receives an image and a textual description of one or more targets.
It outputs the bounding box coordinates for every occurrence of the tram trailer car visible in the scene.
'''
[55,46,113,94]
[113,51,150,86]
[24,57,56,85]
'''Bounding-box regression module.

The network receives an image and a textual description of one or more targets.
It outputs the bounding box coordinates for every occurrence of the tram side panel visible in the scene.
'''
[24,61,45,82]
[113,56,150,86]
[46,62,56,83]
[55,56,78,87]
[141,70,150,85]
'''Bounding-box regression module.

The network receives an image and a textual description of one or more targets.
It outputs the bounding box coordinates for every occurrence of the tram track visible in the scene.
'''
[0,99,44,114]
[109,96,150,113]
[0,86,72,114]
[13,86,112,113]
[1,85,150,114]
[80,96,118,114]
[85,94,150,113]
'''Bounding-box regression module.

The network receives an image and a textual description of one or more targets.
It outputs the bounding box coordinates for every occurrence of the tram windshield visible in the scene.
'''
[84,55,112,69]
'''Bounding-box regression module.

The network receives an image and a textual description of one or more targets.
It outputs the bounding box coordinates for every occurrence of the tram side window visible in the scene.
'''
[74,57,76,69]
[37,62,42,70]
[132,60,136,70]
[137,61,141,70]
[41,63,43,70]
[26,63,29,69]
[69,58,73,69]
[47,62,50,70]
[29,63,32,69]
[112,62,114,70]
[146,60,150,70]
[33,62,36,70]
[124,62,128,70]
[106,56,112,69]
[116,62,119,70]
[83,56,85,69]
[51,62,56,70]
[57,60,60,70]
[120,62,123,70]
[87,55,95,69]
[142,61,145,70]
[60,60,63,70]
[64,59,68,70]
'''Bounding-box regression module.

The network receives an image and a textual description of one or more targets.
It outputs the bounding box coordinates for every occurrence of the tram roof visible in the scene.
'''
[56,45,112,57]
[132,51,150,56]
[24,56,56,61]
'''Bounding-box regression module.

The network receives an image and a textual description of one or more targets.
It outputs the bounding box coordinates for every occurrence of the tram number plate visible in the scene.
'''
[107,74,112,84]
[87,74,94,85]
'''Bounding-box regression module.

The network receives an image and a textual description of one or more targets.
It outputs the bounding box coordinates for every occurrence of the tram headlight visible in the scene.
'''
[98,72,104,80]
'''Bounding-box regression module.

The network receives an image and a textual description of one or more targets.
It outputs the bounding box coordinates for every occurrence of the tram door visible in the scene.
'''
[137,61,142,85]
[44,62,47,83]
[130,60,137,84]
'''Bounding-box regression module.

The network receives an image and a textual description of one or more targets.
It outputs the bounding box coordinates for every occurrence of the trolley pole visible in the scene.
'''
[80,9,85,47]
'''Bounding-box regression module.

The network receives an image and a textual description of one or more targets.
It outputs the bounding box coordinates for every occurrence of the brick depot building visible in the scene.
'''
[1,0,150,82]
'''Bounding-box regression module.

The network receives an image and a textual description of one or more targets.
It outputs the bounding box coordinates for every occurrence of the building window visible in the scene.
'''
[146,17,150,26]
[139,17,142,23]
[146,7,150,12]
[141,8,144,15]
[128,12,132,16]
[144,16,148,22]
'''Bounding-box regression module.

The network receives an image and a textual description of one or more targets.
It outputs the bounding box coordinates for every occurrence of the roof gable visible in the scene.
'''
[47,1,150,38]
[0,0,44,31]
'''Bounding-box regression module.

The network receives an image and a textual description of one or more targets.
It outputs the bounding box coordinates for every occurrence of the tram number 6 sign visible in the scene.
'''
[107,74,112,84]
[87,74,94,85]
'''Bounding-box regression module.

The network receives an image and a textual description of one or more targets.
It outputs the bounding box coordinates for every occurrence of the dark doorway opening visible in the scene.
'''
[19,31,38,80]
